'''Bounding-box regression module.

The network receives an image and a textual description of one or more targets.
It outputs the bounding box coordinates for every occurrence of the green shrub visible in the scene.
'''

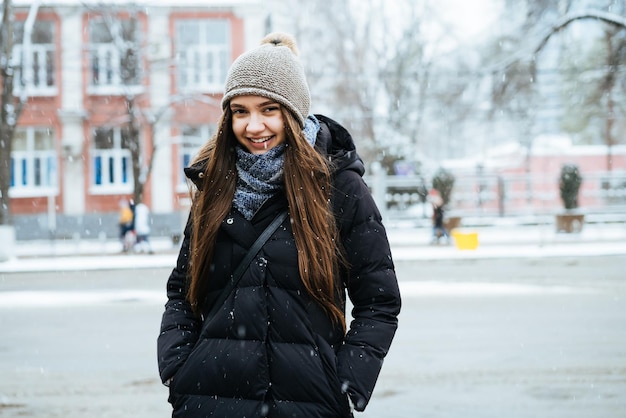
[432,168,455,207]
[559,164,583,210]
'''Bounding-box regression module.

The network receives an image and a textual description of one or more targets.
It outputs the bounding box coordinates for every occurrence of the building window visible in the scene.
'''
[175,19,230,93]
[91,127,133,193]
[12,20,56,96]
[178,125,213,190]
[10,128,57,197]
[88,18,141,94]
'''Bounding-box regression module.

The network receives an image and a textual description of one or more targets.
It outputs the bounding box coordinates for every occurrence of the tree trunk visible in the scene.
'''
[604,30,615,173]
[127,97,143,204]
[0,0,15,226]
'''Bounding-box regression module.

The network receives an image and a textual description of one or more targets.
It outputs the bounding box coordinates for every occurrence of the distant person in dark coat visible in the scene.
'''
[157,33,401,417]
[429,189,450,244]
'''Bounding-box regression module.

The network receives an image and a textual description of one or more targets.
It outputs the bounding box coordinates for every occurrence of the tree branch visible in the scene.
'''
[486,9,626,74]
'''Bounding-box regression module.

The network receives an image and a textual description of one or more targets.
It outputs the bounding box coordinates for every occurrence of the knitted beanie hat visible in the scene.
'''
[221,32,311,127]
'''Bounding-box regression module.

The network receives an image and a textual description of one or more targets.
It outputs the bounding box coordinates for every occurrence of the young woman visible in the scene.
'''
[158,32,401,417]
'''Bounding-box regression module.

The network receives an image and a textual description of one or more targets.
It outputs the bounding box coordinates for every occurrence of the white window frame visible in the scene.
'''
[176,19,230,93]
[90,127,134,194]
[87,18,143,96]
[90,43,122,88]
[12,21,57,97]
[9,127,58,198]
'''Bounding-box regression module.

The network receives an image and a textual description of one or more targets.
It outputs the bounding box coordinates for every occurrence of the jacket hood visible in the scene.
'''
[184,114,364,191]
[314,114,365,177]
[184,163,207,191]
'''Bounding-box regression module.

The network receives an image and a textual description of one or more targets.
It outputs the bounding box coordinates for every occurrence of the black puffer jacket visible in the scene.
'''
[158,115,401,417]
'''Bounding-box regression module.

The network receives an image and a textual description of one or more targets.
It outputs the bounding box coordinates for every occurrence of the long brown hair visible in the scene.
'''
[187,106,345,327]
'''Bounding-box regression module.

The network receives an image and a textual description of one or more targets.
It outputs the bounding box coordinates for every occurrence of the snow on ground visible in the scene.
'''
[0,280,594,309]
[1,222,624,274]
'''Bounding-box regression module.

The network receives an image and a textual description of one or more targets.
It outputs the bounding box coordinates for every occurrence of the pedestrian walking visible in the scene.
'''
[157,32,401,417]
[133,202,153,254]
[118,198,134,252]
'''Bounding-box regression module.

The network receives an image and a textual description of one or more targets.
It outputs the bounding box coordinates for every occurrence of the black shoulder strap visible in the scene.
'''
[203,210,289,321]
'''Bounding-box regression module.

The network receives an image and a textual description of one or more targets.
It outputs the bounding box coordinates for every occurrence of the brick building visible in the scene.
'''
[8,0,265,239]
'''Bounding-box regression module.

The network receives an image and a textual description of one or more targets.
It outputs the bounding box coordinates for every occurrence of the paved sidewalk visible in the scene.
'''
[1,221,625,273]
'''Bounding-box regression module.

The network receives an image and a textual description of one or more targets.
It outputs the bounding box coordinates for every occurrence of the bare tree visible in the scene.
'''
[288,0,384,166]
[381,6,433,169]
[485,1,626,201]
[268,0,626,171]
[558,7,626,171]
[86,7,148,203]
[0,0,38,226]
[485,0,567,152]
[599,23,626,172]
[299,1,458,168]
[0,0,16,226]
[86,7,221,205]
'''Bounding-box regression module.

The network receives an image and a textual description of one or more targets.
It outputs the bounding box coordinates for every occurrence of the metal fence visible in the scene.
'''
[368,170,626,222]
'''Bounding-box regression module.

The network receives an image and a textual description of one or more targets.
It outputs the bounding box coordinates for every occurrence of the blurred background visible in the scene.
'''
[0,0,624,250]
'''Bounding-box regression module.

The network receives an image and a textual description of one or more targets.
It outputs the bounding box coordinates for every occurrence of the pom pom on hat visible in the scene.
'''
[260,32,299,55]
[221,32,311,127]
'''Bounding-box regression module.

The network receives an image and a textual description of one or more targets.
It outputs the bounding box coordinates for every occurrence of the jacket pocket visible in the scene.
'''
[169,337,209,394]
[314,335,351,417]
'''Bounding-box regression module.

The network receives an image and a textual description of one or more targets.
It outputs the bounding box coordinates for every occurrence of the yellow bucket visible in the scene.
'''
[452,230,479,250]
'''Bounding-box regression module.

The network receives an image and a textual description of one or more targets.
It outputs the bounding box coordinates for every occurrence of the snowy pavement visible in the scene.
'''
[2,254,624,418]
[1,224,625,418]
[1,221,625,273]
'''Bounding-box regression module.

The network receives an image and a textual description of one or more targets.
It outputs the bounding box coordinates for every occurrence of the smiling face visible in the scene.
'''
[229,95,286,155]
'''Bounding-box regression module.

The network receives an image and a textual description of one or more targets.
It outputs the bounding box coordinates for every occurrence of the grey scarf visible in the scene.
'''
[233,115,320,220]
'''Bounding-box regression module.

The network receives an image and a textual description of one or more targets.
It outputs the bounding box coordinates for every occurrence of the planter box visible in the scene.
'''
[0,225,16,261]
[556,213,585,233]
[444,216,462,231]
